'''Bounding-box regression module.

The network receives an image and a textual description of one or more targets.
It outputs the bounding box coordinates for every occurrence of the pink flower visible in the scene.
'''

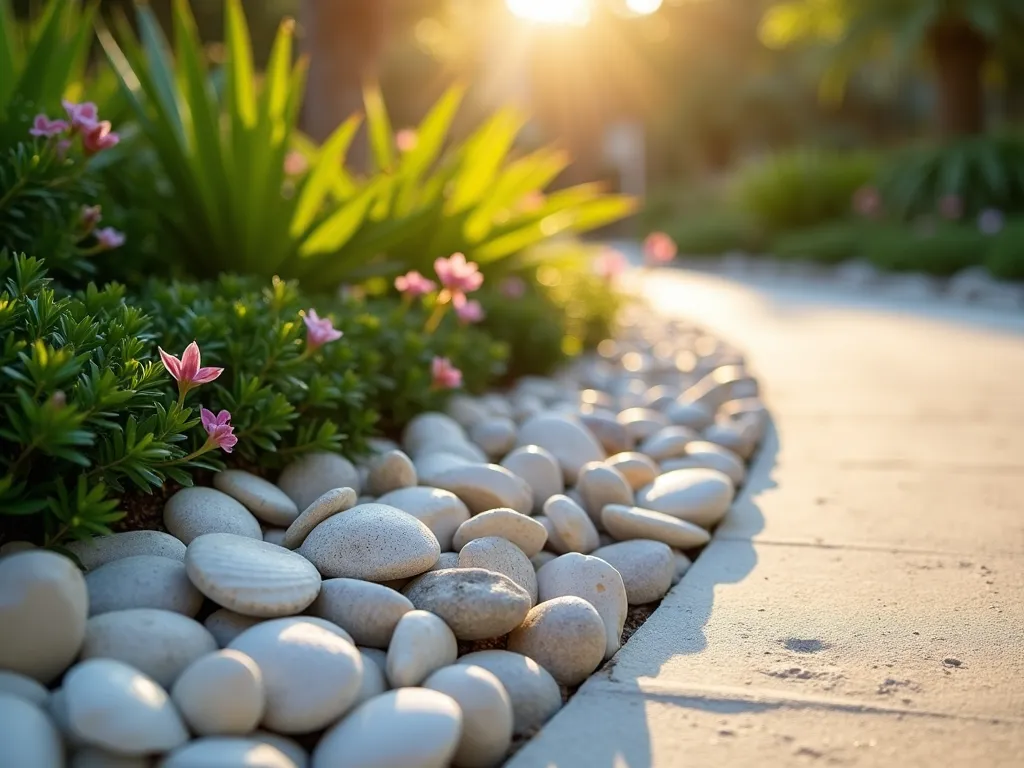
[456,299,485,324]
[55,139,72,160]
[938,194,963,221]
[594,247,627,280]
[201,408,238,454]
[62,100,98,132]
[852,185,881,218]
[29,114,68,138]
[431,357,462,390]
[396,129,418,153]
[158,341,224,398]
[284,150,308,176]
[500,276,526,299]
[643,232,677,265]
[94,226,125,250]
[303,309,343,351]
[395,270,437,298]
[978,208,1004,236]
[434,253,484,295]
[82,121,119,154]
[80,205,103,230]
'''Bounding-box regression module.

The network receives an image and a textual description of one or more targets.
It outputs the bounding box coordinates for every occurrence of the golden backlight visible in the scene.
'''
[506,0,591,26]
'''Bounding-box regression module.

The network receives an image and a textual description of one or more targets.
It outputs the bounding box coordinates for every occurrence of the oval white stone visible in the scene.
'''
[276,452,361,511]
[500,445,563,514]
[543,495,599,554]
[455,650,561,737]
[171,649,264,736]
[424,664,514,768]
[280,487,357,550]
[164,486,263,545]
[601,504,711,549]
[458,536,538,605]
[451,508,547,557]
[507,596,606,686]
[635,468,735,528]
[431,464,533,515]
[86,556,202,617]
[162,738,298,768]
[0,693,64,768]
[376,486,471,551]
[591,540,674,604]
[516,414,605,483]
[385,609,458,688]
[66,531,186,571]
[214,469,300,526]
[309,578,413,649]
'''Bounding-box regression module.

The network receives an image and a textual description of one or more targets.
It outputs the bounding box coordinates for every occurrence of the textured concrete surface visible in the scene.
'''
[509,267,1024,767]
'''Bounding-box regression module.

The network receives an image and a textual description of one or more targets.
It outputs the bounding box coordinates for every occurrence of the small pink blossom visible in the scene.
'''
[303,309,343,351]
[396,129,418,153]
[938,194,963,221]
[435,252,484,296]
[456,299,485,324]
[594,247,627,280]
[395,270,437,298]
[284,150,308,176]
[62,100,98,132]
[643,232,677,264]
[201,408,238,454]
[500,276,526,299]
[82,121,119,154]
[978,208,1004,235]
[29,114,68,138]
[852,185,881,218]
[55,139,72,160]
[158,341,224,398]
[431,357,462,390]
[94,226,125,250]
[80,205,103,230]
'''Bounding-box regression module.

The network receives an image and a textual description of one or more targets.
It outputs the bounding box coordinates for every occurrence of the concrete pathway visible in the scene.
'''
[509,267,1024,767]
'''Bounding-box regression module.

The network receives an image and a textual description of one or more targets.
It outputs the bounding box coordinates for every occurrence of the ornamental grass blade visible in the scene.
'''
[363,82,395,173]
[292,114,363,237]
[446,107,526,215]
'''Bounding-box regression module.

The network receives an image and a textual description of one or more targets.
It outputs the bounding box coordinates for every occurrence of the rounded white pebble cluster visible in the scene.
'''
[0,317,765,767]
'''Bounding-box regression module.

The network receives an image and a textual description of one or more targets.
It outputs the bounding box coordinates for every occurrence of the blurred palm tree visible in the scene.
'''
[761,0,1024,136]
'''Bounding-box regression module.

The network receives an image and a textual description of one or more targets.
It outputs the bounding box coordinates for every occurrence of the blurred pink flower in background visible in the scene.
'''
[62,100,98,132]
[519,191,546,212]
[643,231,677,264]
[594,247,627,280]
[456,299,485,324]
[95,227,125,250]
[80,205,103,231]
[82,121,119,154]
[284,150,308,176]
[431,357,462,389]
[435,252,484,295]
[852,185,882,218]
[938,194,964,220]
[396,129,418,153]
[29,114,68,138]
[978,208,1004,235]
[395,270,437,297]
[201,408,238,454]
[499,276,526,298]
[303,309,343,351]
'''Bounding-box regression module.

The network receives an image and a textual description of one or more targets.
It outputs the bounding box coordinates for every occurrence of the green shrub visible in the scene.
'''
[736,149,878,232]
[864,224,989,276]
[772,221,865,264]
[0,254,222,546]
[100,0,634,288]
[985,220,1024,281]
[663,209,765,255]
[879,136,1024,221]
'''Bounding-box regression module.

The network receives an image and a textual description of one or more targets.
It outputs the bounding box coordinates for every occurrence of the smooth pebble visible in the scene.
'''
[376,487,470,551]
[366,450,417,496]
[276,452,361,511]
[161,738,298,768]
[542,495,599,554]
[604,452,659,491]
[309,578,413,649]
[86,556,202,617]
[164,487,262,545]
[516,413,604,483]
[171,650,264,736]
[575,461,633,526]
[591,540,674,604]
[507,596,605,686]
[424,664,514,768]
[214,470,300,526]
[66,531,186,571]
[456,651,561,737]
[280,487,357,550]
[451,508,547,557]
[500,445,563,514]
[458,536,538,605]
[636,468,735,528]
[431,463,533,515]
[601,504,711,549]
[403,568,531,641]
[385,610,458,688]
[0,693,64,768]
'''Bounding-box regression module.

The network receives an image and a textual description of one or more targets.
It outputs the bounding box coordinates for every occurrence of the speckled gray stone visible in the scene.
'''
[228,618,362,734]
[386,610,458,688]
[455,650,561,737]
[403,568,531,641]
[298,503,440,581]
[376,487,470,551]
[601,503,712,549]
[451,508,547,557]
[458,536,538,605]
[430,552,461,571]
[63,659,188,755]
[164,487,263,545]
[80,609,217,687]
[276,452,361,511]
[86,555,202,617]
[214,470,300,526]
[591,540,674,604]
[366,450,417,496]
[66,531,186,571]
[0,550,88,684]
[185,533,321,618]
[507,596,606,686]
[500,445,564,514]
[309,578,413,649]
[280,487,357,550]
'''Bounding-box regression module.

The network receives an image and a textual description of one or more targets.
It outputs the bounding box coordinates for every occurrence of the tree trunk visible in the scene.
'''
[929,20,988,137]
[300,0,389,168]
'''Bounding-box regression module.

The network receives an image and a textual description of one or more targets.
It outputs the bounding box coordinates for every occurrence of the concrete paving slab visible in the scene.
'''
[509,681,1024,768]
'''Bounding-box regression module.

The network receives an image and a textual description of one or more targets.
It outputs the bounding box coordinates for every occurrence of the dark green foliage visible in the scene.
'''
[736,149,878,232]
[879,137,1024,221]
[0,253,215,545]
[985,220,1024,281]
[863,224,989,276]
[772,221,864,264]
[662,209,765,255]
[138,275,508,460]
